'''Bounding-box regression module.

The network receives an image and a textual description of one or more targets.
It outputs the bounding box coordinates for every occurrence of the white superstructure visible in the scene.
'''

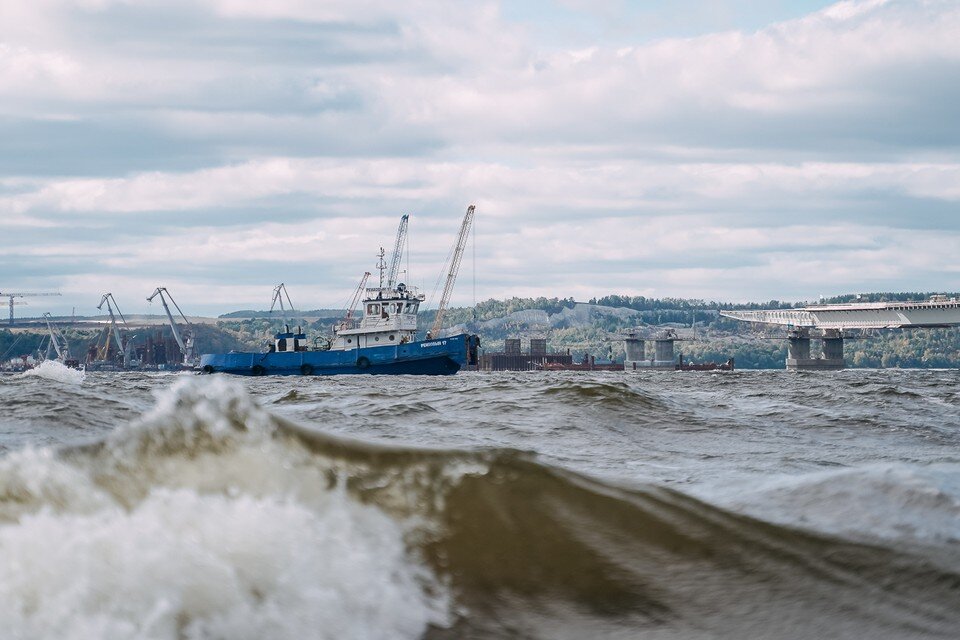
[330,283,425,350]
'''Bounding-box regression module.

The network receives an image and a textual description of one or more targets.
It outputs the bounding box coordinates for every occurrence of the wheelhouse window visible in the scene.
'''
[367,303,380,315]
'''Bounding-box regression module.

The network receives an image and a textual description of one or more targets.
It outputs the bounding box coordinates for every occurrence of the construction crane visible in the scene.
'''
[430,204,476,338]
[97,293,132,367]
[338,272,371,331]
[269,283,296,324]
[0,291,61,325]
[386,214,409,289]
[42,312,71,362]
[146,287,194,366]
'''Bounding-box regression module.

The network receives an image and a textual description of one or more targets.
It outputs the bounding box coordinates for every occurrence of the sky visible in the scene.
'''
[1,0,959,317]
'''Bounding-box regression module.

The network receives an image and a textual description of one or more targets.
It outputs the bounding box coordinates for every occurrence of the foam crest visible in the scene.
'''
[0,447,114,522]
[0,377,453,639]
[0,487,448,640]
[18,360,85,385]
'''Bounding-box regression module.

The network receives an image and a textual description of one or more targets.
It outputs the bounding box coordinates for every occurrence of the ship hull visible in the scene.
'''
[200,334,479,376]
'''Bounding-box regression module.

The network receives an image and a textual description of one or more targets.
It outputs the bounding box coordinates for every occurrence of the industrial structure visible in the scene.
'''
[623,329,682,369]
[478,338,574,371]
[387,214,409,289]
[269,283,297,324]
[721,295,960,370]
[430,205,475,338]
[1,291,61,325]
[146,287,195,367]
[41,312,79,367]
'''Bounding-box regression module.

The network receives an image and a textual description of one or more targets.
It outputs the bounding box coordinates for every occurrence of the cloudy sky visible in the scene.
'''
[2,0,959,317]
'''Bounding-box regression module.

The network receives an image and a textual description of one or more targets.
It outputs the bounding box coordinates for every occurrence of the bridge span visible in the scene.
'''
[720,296,960,370]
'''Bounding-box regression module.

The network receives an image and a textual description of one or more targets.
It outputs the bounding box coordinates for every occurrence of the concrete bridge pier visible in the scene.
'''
[786,327,845,371]
[624,334,645,363]
[787,328,811,364]
[624,331,677,370]
[821,329,845,365]
[654,337,675,367]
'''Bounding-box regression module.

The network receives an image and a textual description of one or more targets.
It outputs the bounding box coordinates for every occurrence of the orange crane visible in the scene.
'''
[0,291,61,325]
[429,205,476,338]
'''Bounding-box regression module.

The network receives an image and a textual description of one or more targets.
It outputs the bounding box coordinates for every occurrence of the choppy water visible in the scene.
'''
[0,365,958,639]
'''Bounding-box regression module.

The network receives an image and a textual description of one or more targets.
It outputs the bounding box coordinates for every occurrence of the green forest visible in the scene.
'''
[3,292,959,369]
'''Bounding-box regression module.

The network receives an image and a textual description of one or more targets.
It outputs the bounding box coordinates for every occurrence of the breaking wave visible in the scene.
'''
[18,360,85,385]
[0,377,958,639]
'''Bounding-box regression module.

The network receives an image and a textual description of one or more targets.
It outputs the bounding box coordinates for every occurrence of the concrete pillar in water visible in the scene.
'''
[787,328,811,363]
[624,335,645,362]
[819,329,845,370]
[654,338,675,367]
[787,327,845,370]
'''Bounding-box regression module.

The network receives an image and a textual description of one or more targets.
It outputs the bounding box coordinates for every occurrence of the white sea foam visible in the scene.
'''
[0,486,448,640]
[18,359,85,385]
[701,464,960,544]
[0,376,451,640]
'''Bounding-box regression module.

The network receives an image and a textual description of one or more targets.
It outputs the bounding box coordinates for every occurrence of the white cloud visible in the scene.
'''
[1,0,959,314]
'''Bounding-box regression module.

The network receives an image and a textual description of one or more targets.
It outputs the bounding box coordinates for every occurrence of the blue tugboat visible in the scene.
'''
[200,206,480,376]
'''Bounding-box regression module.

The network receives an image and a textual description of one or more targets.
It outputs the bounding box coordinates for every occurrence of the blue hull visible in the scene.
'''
[200,334,479,376]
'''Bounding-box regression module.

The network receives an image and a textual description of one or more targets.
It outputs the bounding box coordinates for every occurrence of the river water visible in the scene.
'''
[0,363,958,639]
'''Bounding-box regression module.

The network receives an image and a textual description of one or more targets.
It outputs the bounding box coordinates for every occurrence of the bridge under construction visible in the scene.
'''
[721,296,960,370]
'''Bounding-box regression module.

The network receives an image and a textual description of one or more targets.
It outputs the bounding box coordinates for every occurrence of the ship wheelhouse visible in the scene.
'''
[330,282,425,351]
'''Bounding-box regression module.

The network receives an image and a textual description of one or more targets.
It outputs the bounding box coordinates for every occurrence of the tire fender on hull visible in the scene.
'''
[251,364,266,376]
[356,356,371,370]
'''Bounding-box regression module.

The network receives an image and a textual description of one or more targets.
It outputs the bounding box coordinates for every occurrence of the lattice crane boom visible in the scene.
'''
[147,287,194,365]
[270,283,296,323]
[430,205,475,337]
[98,293,130,366]
[340,272,371,330]
[387,214,409,289]
[42,312,71,361]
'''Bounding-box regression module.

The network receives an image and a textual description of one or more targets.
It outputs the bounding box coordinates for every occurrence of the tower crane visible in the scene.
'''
[269,283,296,324]
[146,287,194,366]
[0,291,61,325]
[338,272,371,331]
[429,204,476,338]
[97,293,132,367]
[386,214,409,289]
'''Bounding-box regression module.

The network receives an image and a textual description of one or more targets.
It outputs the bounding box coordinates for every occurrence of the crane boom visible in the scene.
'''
[430,204,475,337]
[340,272,371,330]
[386,214,409,289]
[147,287,194,365]
[42,312,71,361]
[98,293,130,367]
[270,283,296,322]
